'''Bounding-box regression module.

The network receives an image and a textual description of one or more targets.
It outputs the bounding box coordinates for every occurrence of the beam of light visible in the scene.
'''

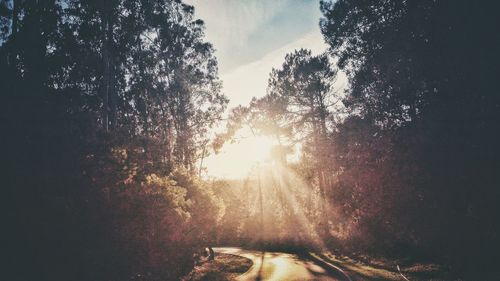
[243,160,327,250]
[271,163,327,249]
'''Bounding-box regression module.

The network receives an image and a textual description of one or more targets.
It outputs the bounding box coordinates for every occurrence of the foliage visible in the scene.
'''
[2,0,226,280]
[183,253,253,281]
[318,0,500,277]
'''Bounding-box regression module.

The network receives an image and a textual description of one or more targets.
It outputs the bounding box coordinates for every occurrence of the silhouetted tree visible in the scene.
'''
[319,0,500,276]
[1,1,227,280]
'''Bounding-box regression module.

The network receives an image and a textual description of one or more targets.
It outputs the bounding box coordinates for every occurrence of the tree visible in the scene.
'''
[319,0,500,275]
[264,49,340,214]
[1,0,227,280]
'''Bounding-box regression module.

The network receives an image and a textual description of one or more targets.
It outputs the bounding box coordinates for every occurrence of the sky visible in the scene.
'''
[185,0,329,107]
[185,0,330,178]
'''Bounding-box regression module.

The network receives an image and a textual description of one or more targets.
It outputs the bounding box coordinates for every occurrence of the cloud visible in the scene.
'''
[186,0,323,73]
[186,0,286,68]
[221,30,329,108]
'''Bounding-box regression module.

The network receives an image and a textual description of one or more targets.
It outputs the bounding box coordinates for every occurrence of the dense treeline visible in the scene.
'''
[217,0,500,278]
[2,0,226,280]
[319,1,500,273]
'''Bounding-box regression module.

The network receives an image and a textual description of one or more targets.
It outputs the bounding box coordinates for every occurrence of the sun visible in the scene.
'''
[204,128,278,179]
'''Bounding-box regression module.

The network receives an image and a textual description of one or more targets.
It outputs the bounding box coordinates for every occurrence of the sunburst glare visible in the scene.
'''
[204,128,278,179]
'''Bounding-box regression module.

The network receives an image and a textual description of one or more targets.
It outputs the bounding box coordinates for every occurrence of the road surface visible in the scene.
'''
[214,247,348,281]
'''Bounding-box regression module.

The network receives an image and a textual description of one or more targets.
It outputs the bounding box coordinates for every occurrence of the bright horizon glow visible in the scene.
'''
[203,128,278,179]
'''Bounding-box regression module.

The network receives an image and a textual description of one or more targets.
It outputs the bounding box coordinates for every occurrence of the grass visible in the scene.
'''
[183,253,253,281]
[313,251,452,281]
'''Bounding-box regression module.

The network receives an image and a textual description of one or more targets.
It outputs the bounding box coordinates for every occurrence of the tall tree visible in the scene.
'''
[319,0,500,274]
[264,49,339,203]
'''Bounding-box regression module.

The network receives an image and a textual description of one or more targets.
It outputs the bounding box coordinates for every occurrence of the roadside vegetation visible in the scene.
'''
[183,253,252,281]
[312,251,453,281]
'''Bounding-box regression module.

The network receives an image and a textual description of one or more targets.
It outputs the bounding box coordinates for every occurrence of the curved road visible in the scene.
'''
[214,247,349,281]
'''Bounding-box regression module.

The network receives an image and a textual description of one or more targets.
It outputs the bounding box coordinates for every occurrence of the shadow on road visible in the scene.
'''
[255,251,265,281]
[214,247,345,281]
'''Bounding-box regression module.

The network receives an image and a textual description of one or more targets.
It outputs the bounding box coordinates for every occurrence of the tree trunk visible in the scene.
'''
[107,17,117,131]
[11,0,19,36]
[198,140,208,178]
[101,17,109,131]
[100,7,115,132]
